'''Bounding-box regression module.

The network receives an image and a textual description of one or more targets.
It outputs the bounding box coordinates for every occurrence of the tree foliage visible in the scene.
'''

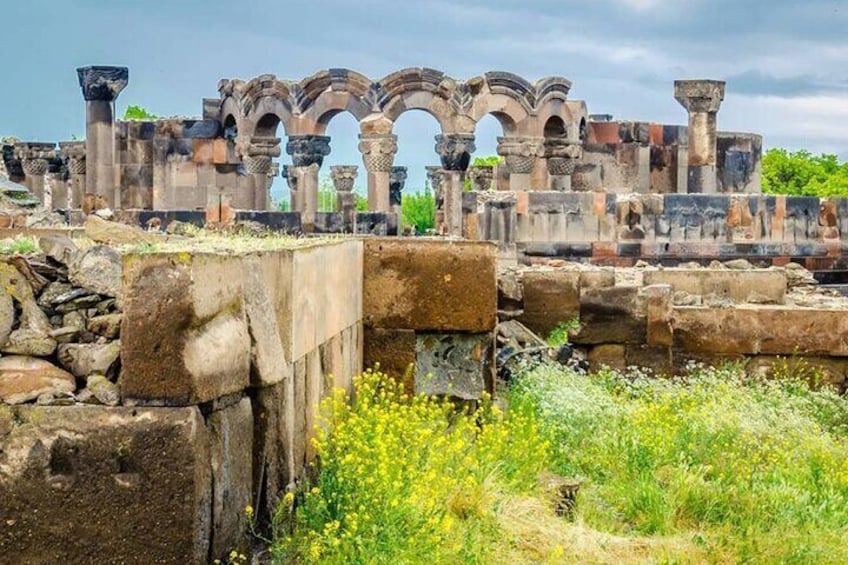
[401,185,436,233]
[762,148,848,197]
[123,105,159,121]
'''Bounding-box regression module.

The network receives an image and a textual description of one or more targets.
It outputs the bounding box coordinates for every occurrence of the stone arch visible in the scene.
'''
[292,68,377,135]
[239,75,294,138]
[543,115,568,139]
[376,68,461,133]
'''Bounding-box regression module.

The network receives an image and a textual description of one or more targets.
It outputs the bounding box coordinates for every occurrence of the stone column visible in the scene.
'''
[497,136,544,191]
[286,135,330,230]
[435,134,475,237]
[47,155,67,210]
[330,165,358,228]
[281,165,298,212]
[544,138,583,191]
[674,80,725,194]
[426,165,446,231]
[15,142,55,205]
[59,141,86,208]
[358,133,397,212]
[77,66,128,207]
[389,166,407,224]
[243,136,282,211]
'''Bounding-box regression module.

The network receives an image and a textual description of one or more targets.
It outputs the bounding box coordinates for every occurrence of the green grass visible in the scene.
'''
[546,318,579,347]
[269,363,848,563]
[510,362,848,564]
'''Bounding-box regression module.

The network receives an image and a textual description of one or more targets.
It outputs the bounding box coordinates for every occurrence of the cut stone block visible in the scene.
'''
[251,380,293,524]
[673,306,848,356]
[415,333,493,400]
[0,405,211,564]
[643,269,786,304]
[573,286,647,345]
[207,398,253,561]
[121,253,250,405]
[517,270,580,337]
[363,239,497,332]
[363,327,417,394]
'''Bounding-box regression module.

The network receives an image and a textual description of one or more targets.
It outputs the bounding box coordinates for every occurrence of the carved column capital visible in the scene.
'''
[674,80,725,114]
[59,141,86,174]
[435,134,475,171]
[358,133,398,173]
[497,136,544,174]
[330,165,358,193]
[76,66,129,102]
[467,165,495,191]
[544,138,583,176]
[241,136,281,174]
[286,135,331,168]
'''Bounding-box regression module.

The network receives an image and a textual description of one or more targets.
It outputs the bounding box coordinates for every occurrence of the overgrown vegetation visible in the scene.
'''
[401,186,436,233]
[762,148,848,197]
[273,362,848,564]
[122,105,159,121]
[0,235,39,255]
[546,318,579,347]
[271,369,553,564]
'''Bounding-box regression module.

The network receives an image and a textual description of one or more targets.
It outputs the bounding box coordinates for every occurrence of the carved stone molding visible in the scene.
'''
[286,135,331,168]
[497,136,543,174]
[77,66,129,102]
[358,133,398,173]
[435,134,475,172]
[544,138,582,176]
[330,165,358,193]
[674,80,725,114]
[243,155,272,175]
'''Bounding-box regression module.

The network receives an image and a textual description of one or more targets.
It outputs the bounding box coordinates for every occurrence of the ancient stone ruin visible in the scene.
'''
[0,64,847,563]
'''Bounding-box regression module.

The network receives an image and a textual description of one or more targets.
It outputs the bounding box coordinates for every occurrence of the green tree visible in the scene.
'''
[762,148,848,197]
[123,105,159,120]
[401,184,436,233]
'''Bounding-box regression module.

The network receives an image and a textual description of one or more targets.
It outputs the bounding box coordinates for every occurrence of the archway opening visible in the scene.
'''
[544,115,568,139]
[393,109,443,232]
[470,113,510,191]
[317,110,363,212]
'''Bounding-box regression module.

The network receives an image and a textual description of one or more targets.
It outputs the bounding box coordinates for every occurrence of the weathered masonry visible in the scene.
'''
[0,236,497,564]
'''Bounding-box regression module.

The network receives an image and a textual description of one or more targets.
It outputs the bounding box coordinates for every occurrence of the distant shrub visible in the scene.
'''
[123,105,159,121]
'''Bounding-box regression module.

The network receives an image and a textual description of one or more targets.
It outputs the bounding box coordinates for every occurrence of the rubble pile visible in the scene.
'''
[0,233,123,406]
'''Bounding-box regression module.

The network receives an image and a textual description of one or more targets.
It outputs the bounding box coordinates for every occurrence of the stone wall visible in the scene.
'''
[475,192,848,270]
[0,239,364,563]
[362,238,498,399]
[500,263,848,392]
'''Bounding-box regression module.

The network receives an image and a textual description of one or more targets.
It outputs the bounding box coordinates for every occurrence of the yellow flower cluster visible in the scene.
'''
[273,369,554,563]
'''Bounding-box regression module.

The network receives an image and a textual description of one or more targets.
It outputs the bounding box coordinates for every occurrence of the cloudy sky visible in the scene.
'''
[2,0,846,193]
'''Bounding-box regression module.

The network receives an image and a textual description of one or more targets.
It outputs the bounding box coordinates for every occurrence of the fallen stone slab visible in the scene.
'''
[0,355,75,404]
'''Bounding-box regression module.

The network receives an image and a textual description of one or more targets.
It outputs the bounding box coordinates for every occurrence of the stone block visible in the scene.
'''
[643,269,786,304]
[242,256,290,387]
[588,344,626,372]
[626,344,672,375]
[415,333,493,400]
[517,270,580,336]
[363,327,416,394]
[251,380,294,524]
[291,357,307,480]
[573,286,647,345]
[0,406,212,564]
[643,284,673,346]
[121,253,251,405]
[672,306,848,356]
[207,398,253,560]
[363,239,497,332]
